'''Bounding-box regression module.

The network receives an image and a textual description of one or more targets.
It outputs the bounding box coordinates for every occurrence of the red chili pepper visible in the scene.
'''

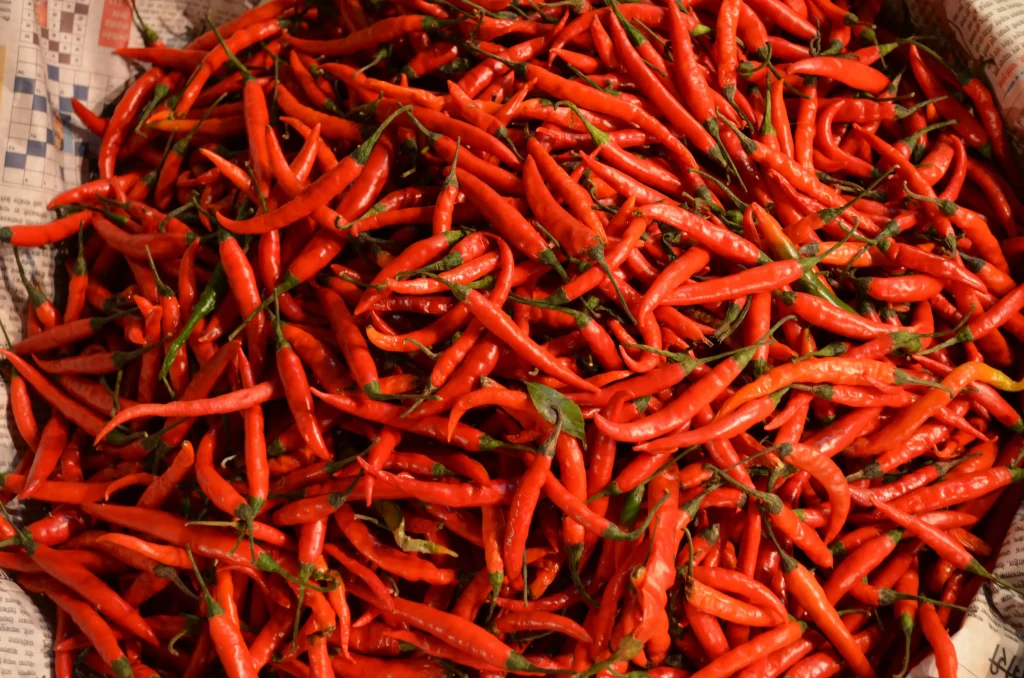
[186,549,259,678]
[136,442,194,509]
[1,211,95,247]
[286,15,450,55]
[266,317,329,462]
[6,6,1024,677]
[19,412,69,500]
[24,537,158,646]
[19,575,134,678]
[1,351,123,443]
[92,380,281,443]
[767,530,874,677]
[918,603,956,678]
[99,68,164,178]
[216,106,406,234]
[908,46,988,149]
[606,6,723,168]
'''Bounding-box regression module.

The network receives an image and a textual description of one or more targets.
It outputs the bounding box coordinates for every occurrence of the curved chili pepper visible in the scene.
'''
[2,210,95,247]
[286,15,450,55]
[5,7,1024,678]
[99,68,164,178]
[19,575,134,678]
[770,531,875,677]
[221,107,400,236]
[25,540,158,646]
[92,380,280,443]
[859,362,1024,455]
[606,5,723,169]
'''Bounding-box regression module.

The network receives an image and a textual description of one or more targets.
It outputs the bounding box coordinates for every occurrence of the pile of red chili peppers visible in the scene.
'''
[3,0,1024,676]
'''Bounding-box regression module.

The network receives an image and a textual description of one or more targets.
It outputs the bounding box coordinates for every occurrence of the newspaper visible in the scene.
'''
[0,0,1023,675]
[903,0,1024,148]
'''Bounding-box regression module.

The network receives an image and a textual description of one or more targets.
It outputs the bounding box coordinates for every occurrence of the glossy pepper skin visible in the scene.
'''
[6,1,1024,676]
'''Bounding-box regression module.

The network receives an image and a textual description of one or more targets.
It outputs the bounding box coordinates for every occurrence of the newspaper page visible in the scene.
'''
[904,0,1024,149]
[2,0,1024,676]
[0,0,250,673]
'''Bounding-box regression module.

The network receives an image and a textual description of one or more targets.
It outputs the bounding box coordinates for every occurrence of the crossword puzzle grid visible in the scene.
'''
[4,0,115,191]
[18,0,88,67]
[3,46,113,190]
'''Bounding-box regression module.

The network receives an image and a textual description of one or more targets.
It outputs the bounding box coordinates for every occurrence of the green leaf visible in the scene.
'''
[525,382,586,445]
[375,501,458,558]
